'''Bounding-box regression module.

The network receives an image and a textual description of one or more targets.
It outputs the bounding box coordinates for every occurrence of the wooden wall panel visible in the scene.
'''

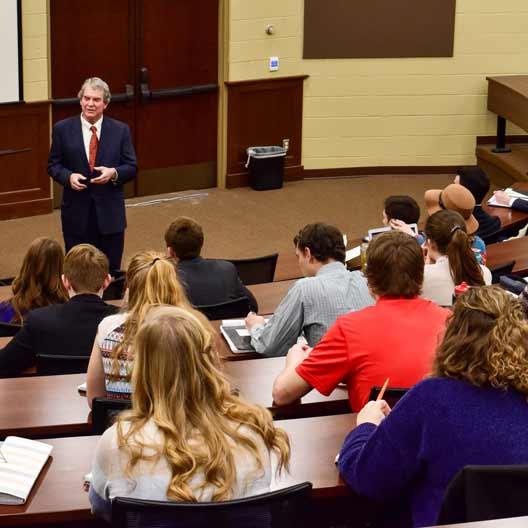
[225,76,307,188]
[304,0,456,59]
[0,103,51,220]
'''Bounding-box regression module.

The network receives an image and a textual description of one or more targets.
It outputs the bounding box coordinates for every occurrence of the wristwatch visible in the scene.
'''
[110,170,118,183]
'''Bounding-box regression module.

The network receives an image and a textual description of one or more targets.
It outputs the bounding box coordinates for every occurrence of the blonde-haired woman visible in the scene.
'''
[87,251,192,405]
[89,306,290,520]
[337,286,528,528]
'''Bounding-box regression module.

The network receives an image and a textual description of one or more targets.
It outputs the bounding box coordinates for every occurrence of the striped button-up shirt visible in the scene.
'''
[250,261,373,357]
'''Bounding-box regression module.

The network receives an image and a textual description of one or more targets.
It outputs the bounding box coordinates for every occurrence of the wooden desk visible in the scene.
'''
[484,182,528,232]
[487,237,528,276]
[0,414,354,526]
[45,280,297,316]
[484,202,528,232]
[248,279,295,314]
[0,360,349,438]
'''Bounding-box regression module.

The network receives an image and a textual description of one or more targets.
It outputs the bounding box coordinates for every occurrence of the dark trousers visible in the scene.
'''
[63,201,124,274]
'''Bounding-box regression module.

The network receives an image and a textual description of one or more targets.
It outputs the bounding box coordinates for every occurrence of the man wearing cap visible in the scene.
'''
[392,183,487,265]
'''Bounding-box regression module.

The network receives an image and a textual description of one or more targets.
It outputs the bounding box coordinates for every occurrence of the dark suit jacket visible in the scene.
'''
[48,116,137,235]
[177,257,258,312]
[474,205,502,243]
[0,294,118,377]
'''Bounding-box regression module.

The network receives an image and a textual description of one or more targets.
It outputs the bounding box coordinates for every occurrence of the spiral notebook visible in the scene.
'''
[0,436,53,505]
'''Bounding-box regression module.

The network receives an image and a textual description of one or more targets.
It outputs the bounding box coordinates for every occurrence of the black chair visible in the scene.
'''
[103,270,126,301]
[437,465,528,524]
[0,322,21,337]
[112,481,313,528]
[368,386,408,409]
[0,276,14,286]
[226,253,278,285]
[489,260,516,284]
[36,354,90,375]
[196,297,251,321]
[92,397,132,434]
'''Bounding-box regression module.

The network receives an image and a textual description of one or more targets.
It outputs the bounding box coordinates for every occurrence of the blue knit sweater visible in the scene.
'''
[338,377,528,527]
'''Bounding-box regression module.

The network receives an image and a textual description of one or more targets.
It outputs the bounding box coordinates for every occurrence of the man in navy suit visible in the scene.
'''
[48,77,137,272]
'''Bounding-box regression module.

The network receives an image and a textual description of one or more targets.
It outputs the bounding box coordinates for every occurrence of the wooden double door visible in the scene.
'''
[50,0,219,203]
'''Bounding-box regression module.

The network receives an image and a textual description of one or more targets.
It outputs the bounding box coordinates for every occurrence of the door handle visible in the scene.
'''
[139,66,218,101]
[140,67,151,100]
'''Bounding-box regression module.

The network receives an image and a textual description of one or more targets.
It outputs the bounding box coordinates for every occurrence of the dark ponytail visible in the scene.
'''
[425,210,485,287]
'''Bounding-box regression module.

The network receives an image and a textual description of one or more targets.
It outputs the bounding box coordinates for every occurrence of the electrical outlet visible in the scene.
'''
[282,138,290,151]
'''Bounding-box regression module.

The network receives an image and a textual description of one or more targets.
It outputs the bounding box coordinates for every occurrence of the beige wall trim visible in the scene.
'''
[304,166,459,179]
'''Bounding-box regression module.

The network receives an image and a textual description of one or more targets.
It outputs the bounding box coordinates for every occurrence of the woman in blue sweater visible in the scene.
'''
[338,285,528,528]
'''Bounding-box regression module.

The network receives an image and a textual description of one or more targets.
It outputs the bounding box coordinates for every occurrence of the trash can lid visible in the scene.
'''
[246,146,287,158]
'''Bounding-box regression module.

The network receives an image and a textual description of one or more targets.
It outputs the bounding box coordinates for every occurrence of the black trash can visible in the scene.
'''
[246,146,287,190]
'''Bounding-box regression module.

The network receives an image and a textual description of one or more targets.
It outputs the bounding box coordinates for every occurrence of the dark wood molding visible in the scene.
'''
[477,134,528,145]
[225,75,309,87]
[0,102,52,220]
[0,198,53,220]
[226,76,308,188]
[304,166,459,179]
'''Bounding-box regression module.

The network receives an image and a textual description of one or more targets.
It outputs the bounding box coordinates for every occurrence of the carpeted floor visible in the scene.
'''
[0,173,454,277]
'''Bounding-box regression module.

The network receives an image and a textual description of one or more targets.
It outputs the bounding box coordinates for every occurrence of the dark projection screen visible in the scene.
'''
[304,0,456,59]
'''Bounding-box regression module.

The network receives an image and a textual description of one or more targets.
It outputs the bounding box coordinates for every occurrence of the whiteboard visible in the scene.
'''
[0,0,22,103]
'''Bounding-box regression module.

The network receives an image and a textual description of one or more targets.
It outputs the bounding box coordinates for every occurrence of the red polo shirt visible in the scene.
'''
[296,297,450,411]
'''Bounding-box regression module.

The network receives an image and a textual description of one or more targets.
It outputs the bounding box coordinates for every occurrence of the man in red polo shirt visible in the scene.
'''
[272,230,450,411]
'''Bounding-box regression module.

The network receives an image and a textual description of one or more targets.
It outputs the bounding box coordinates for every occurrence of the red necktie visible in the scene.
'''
[88,125,98,172]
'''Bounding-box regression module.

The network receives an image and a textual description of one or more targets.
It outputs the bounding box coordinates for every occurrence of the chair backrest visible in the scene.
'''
[103,270,126,301]
[437,465,528,524]
[36,354,89,375]
[489,260,516,284]
[196,297,251,321]
[92,397,132,435]
[368,386,408,409]
[0,322,22,337]
[226,253,278,285]
[112,481,313,528]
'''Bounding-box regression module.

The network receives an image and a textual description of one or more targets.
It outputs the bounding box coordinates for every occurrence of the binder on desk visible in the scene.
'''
[0,436,53,505]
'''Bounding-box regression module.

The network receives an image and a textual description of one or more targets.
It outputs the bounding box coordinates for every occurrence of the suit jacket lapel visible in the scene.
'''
[75,118,91,174]
[95,117,108,167]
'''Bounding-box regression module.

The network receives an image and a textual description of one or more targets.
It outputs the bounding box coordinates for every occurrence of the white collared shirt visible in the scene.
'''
[80,114,103,163]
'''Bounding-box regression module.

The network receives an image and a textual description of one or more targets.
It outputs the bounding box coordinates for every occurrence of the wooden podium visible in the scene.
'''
[477,76,528,188]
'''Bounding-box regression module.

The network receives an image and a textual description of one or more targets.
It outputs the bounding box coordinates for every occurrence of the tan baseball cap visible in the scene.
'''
[424,183,479,235]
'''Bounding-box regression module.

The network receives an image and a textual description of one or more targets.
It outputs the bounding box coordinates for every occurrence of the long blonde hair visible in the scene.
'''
[10,237,68,323]
[110,251,191,379]
[116,306,290,502]
[433,286,528,393]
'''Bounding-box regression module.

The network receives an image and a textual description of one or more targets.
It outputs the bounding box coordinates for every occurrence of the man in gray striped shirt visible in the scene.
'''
[245,223,373,357]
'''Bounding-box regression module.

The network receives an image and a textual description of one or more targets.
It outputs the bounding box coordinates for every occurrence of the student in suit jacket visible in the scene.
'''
[164,217,258,312]
[48,77,137,272]
[0,244,118,377]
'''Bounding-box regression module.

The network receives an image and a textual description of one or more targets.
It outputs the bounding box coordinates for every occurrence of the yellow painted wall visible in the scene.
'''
[21,0,49,102]
[228,0,528,169]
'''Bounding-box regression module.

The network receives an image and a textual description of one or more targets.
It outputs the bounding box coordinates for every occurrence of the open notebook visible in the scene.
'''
[487,188,528,208]
[220,319,269,352]
[0,436,53,505]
